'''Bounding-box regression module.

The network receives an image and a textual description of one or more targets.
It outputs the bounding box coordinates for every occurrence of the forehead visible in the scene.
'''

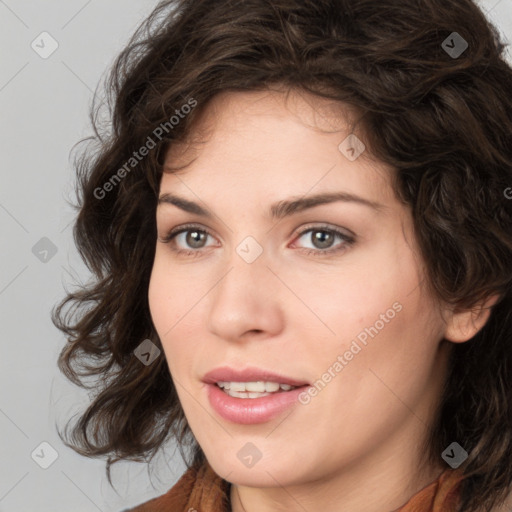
[161,89,396,208]
[165,89,362,166]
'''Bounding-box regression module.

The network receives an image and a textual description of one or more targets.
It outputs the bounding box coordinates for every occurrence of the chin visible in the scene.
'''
[205,450,309,488]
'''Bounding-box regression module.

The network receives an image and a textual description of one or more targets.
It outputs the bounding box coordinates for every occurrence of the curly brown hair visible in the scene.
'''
[52,0,512,510]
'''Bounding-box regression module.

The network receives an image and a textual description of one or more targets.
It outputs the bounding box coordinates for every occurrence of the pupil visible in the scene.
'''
[187,231,205,248]
[314,230,332,249]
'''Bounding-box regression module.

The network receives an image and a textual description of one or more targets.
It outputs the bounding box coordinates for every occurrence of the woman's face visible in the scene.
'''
[148,89,453,489]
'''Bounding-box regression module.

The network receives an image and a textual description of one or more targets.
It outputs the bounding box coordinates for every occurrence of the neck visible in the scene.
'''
[230,449,446,512]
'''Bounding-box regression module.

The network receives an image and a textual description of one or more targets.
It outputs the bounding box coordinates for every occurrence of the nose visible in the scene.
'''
[206,245,285,343]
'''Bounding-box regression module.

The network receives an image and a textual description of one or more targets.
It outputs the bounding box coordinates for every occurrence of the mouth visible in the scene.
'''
[202,367,311,424]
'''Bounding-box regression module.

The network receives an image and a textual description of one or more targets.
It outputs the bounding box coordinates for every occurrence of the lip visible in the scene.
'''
[205,383,309,424]
[202,366,310,387]
[202,366,310,424]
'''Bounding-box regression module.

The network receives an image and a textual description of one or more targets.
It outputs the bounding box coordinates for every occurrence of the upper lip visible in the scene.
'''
[202,366,310,387]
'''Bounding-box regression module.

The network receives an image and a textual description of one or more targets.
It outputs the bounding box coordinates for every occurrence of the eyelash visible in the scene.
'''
[158,223,355,258]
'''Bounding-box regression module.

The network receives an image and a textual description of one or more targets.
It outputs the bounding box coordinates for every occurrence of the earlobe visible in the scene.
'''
[443,294,500,343]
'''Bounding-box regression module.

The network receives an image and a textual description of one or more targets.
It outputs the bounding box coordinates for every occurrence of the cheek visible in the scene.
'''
[323,283,441,418]
[148,249,192,329]
[147,256,168,331]
[304,289,442,457]
[147,255,182,362]
[147,252,205,375]
[288,251,417,341]
[295,244,437,380]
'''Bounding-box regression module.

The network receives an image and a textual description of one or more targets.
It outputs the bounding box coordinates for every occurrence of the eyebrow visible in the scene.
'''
[157,191,386,219]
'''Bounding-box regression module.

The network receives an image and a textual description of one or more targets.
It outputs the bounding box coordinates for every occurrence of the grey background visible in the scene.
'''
[0,1,511,511]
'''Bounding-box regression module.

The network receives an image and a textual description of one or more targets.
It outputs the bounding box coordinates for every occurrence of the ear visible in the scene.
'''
[443,294,500,343]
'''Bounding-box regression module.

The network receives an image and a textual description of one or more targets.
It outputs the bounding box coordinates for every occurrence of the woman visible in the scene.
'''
[52,0,512,511]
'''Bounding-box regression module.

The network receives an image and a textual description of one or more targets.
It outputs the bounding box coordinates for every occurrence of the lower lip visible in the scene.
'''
[205,383,309,424]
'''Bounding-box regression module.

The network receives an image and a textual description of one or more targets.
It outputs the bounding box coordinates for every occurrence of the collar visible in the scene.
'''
[126,461,464,512]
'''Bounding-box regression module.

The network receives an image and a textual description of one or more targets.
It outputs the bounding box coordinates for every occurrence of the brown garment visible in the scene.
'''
[125,461,464,512]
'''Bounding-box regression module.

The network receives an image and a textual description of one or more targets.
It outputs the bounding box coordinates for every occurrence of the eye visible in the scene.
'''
[158,224,217,257]
[158,223,355,257]
[291,225,355,256]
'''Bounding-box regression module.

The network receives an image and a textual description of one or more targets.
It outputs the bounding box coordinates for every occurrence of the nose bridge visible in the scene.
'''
[218,233,270,303]
[206,233,283,339]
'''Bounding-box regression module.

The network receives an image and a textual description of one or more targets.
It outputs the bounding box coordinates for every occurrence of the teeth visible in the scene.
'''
[264,382,280,392]
[216,381,298,394]
[227,390,272,399]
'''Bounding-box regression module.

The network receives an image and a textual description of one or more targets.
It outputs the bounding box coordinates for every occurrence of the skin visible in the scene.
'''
[148,88,493,512]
